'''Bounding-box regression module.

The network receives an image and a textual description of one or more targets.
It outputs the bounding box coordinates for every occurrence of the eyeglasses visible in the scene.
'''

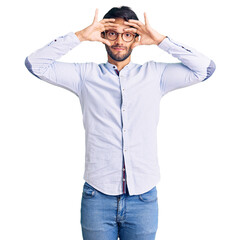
[103,30,137,42]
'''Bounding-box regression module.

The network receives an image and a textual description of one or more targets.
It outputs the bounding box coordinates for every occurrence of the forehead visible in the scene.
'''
[112,18,130,32]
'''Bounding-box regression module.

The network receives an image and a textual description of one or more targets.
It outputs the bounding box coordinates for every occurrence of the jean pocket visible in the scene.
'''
[138,186,158,202]
[82,182,96,199]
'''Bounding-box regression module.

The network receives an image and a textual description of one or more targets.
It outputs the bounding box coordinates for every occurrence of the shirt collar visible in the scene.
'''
[105,60,135,73]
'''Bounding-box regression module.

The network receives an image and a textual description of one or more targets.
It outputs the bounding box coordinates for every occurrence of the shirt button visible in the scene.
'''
[124,149,127,152]
[123,109,125,111]
[123,129,126,132]
[122,88,125,91]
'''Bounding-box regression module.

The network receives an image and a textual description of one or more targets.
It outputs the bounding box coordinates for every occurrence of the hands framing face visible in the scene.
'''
[75,9,166,48]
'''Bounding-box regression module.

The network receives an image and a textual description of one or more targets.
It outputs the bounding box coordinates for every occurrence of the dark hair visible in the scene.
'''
[103,6,139,21]
[102,6,139,37]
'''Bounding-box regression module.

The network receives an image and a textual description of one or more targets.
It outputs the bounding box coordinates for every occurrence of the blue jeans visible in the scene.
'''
[80,181,158,240]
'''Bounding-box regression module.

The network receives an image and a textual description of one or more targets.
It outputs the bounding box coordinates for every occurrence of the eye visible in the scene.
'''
[108,31,117,36]
[124,32,132,38]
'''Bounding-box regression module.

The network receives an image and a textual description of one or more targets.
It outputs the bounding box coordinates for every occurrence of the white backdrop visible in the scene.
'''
[1,0,239,239]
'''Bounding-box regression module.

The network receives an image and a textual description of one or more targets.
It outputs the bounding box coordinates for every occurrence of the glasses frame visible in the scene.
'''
[103,30,138,42]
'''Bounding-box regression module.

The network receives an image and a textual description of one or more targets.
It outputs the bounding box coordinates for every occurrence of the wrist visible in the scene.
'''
[75,31,86,42]
[155,35,167,45]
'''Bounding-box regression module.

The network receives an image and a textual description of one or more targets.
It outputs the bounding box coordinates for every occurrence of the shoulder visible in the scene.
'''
[75,62,98,72]
[142,61,167,73]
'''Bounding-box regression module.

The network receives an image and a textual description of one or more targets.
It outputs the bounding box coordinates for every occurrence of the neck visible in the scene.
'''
[107,55,131,72]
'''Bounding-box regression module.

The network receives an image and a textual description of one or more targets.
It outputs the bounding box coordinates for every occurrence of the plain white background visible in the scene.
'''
[1,0,239,239]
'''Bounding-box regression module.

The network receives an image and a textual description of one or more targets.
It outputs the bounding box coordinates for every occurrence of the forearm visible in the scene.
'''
[158,36,216,81]
[25,32,81,77]
[24,32,83,96]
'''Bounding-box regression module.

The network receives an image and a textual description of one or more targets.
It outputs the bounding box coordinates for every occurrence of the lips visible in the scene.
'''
[112,47,125,51]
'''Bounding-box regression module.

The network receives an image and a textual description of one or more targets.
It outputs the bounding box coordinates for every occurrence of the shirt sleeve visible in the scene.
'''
[156,36,216,97]
[24,32,85,97]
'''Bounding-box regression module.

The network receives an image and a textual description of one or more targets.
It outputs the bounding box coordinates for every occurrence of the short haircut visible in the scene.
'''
[103,6,139,21]
[102,6,139,37]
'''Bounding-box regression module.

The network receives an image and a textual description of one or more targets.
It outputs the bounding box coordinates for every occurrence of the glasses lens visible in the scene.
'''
[105,31,135,42]
[106,31,117,40]
[123,32,134,42]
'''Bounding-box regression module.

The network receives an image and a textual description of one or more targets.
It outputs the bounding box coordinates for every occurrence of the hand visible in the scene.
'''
[123,12,166,49]
[75,8,120,46]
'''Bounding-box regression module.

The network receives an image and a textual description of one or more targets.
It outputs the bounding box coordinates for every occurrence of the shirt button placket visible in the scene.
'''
[114,67,128,194]
[120,71,128,194]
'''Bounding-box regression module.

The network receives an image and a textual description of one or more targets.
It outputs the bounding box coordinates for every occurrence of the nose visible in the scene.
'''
[115,34,124,44]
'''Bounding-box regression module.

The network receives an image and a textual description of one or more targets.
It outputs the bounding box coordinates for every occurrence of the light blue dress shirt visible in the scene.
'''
[25,31,216,196]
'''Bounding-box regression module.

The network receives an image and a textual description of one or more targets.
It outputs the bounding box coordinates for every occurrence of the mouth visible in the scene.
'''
[112,47,125,51]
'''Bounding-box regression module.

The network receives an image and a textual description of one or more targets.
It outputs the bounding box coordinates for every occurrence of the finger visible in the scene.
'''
[103,26,119,31]
[103,23,120,27]
[100,18,116,23]
[123,28,138,33]
[124,21,140,29]
[103,26,119,32]
[93,8,98,23]
[98,38,111,46]
[127,19,144,26]
[144,12,149,26]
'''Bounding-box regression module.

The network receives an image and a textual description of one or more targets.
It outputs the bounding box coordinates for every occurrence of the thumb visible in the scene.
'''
[131,41,140,49]
[99,38,111,46]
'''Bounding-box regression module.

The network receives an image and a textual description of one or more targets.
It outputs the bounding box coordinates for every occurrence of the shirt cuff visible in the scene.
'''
[157,36,171,52]
[67,31,82,45]
[157,36,193,54]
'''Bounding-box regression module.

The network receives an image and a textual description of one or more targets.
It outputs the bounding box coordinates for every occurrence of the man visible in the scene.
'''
[25,6,216,240]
